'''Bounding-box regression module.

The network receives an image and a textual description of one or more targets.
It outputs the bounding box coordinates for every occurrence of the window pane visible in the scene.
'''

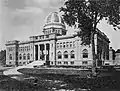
[63,42,65,48]
[64,61,68,64]
[27,53,30,60]
[82,61,88,64]
[71,61,74,64]
[9,54,12,60]
[23,54,26,60]
[64,51,68,58]
[19,54,22,60]
[71,50,75,58]
[82,49,88,58]
[58,51,62,59]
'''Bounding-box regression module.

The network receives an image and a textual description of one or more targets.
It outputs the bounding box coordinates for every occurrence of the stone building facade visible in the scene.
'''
[109,47,115,61]
[5,12,110,67]
[104,47,115,65]
[114,49,120,65]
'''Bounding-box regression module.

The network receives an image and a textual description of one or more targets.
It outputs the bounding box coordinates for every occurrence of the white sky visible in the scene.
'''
[0,0,120,51]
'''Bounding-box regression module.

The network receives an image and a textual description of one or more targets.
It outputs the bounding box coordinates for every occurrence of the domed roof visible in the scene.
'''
[43,12,66,29]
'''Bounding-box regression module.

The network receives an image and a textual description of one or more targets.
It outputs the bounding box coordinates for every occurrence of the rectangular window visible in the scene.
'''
[26,46,28,51]
[73,41,75,47]
[63,42,65,48]
[23,62,26,64]
[70,42,72,47]
[71,61,74,65]
[71,54,75,58]
[39,36,42,39]
[46,35,49,38]
[42,36,44,39]
[60,43,62,48]
[57,43,59,48]
[58,55,62,59]
[25,46,27,51]
[66,42,69,47]
[83,54,88,58]
[64,61,68,65]
[64,54,68,59]
[82,61,88,65]
[9,62,11,64]
[57,61,61,64]
[51,62,53,65]
[58,30,60,34]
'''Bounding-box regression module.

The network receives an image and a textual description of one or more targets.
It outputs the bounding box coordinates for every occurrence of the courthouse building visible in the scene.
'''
[5,12,110,66]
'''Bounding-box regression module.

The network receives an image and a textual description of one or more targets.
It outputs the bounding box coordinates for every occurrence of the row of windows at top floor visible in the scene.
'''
[9,53,31,60]
[7,47,14,52]
[34,30,66,40]
[19,46,31,52]
[34,35,49,40]
[44,29,62,34]
[7,46,32,52]
[56,41,75,49]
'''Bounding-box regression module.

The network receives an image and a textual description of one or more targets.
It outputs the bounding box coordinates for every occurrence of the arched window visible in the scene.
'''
[57,51,62,59]
[64,51,68,58]
[82,49,88,58]
[27,53,30,60]
[23,53,26,60]
[53,13,59,22]
[70,50,75,58]
[9,54,12,60]
[19,54,22,60]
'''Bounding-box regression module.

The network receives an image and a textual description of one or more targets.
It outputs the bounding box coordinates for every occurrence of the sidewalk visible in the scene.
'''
[3,61,45,76]
[0,66,13,71]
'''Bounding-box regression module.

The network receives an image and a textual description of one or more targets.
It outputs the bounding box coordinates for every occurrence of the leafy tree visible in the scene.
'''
[60,0,120,75]
[0,50,6,66]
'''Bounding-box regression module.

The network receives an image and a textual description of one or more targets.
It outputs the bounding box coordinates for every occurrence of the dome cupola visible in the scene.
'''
[43,12,67,36]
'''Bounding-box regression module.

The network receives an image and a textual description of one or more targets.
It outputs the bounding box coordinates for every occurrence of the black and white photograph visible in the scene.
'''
[0,0,120,91]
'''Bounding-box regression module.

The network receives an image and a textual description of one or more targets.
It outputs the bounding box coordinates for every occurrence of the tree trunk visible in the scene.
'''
[91,31,97,76]
[91,13,98,76]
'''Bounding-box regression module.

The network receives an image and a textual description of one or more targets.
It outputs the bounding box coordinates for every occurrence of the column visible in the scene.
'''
[46,43,49,60]
[76,40,79,61]
[44,44,47,61]
[54,39,57,65]
[105,43,106,60]
[35,45,38,61]
[38,44,40,61]
[49,42,53,61]
[33,45,35,61]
